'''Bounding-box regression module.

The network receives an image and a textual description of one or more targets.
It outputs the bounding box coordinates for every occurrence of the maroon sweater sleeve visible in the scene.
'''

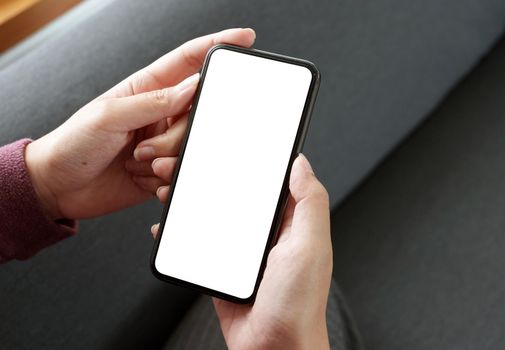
[0,139,76,263]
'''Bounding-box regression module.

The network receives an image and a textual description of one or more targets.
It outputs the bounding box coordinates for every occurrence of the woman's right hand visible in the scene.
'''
[212,154,333,350]
[152,154,333,349]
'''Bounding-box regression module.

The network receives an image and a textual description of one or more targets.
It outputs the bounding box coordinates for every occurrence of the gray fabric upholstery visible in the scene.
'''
[0,204,199,350]
[1,0,505,207]
[1,0,505,349]
[332,36,505,349]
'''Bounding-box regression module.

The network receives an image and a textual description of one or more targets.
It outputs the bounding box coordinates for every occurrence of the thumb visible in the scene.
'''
[289,154,330,242]
[98,73,200,131]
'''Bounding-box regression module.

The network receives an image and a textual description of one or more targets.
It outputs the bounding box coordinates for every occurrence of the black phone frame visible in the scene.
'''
[151,44,321,304]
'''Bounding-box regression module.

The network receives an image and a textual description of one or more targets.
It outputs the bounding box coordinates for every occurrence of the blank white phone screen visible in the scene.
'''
[155,48,313,299]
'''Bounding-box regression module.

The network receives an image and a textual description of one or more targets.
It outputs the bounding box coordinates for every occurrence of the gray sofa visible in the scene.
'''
[2,0,505,349]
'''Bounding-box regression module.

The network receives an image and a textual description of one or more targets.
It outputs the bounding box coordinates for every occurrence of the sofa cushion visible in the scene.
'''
[332,35,505,349]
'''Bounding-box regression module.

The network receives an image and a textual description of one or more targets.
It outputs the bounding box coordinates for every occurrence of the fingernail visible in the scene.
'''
[152,158,161,169]
[243,27,256,40]
[178,73,200,93]
[156,186,166,197]
[134,146,155,161]
[298,153,314,175]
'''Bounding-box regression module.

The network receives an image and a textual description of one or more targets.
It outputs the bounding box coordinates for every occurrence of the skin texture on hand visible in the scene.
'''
[24,28,256,220]
[151,155,332,350]
[24,27,332,348]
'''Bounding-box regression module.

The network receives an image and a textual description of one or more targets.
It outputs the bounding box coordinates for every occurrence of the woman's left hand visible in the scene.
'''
[25,28,256,220]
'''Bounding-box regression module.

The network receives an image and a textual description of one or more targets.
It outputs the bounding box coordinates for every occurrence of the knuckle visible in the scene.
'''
[180,43,203,70]
[149,88,174,114]
[306,185,330,208]
[314,184,330,204]
[88,100,113,127]
[128,72,148,95]
[150,88,169,105]
[322,189,330,206]
[154,137,174,155]
[93,99,111,117]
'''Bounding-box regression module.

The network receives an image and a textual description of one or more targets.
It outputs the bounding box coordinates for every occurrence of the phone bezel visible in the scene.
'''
[150,44,321,304]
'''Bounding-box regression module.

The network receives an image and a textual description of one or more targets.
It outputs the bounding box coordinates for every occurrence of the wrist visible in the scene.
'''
[259,320,329,350]
[25,140,62,220]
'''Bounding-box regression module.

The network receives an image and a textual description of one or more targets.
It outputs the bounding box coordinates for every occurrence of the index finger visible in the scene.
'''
[100,28,256,99]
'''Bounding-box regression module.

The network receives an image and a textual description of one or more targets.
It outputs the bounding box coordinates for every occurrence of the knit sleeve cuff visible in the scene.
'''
[0,139,77,263]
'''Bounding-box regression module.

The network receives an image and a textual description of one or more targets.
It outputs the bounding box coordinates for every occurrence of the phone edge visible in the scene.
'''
[150,44,321,304]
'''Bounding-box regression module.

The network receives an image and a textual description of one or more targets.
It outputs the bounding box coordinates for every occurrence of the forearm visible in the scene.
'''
[0,139,76,263]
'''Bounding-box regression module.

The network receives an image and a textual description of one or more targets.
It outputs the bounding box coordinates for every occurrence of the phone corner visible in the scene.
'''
[236,285,260,304]
[228,292,257,305]
[305,61,321,85]
[207,43,234,56]
[212,286,258,304]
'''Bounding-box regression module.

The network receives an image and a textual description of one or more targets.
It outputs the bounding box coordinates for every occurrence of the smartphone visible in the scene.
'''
[151,44,320,303]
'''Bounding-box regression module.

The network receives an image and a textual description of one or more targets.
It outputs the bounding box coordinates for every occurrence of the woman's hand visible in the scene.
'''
[214,155,332,350]
[152,154,332,349]
[25,28,256,220]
